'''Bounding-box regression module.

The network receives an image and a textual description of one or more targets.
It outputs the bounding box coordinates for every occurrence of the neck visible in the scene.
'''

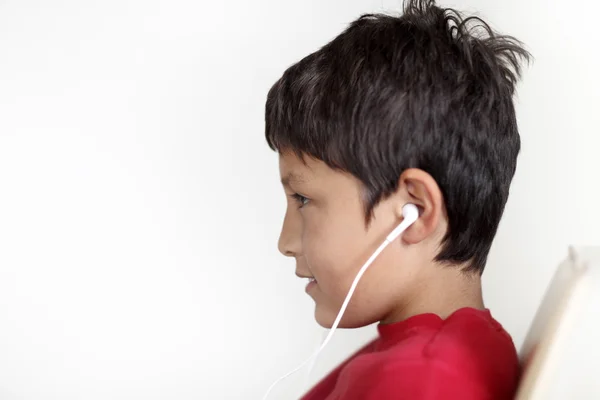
[381,264,484,325]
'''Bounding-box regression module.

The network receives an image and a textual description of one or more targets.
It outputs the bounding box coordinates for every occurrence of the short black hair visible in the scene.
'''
[264,0,530,274]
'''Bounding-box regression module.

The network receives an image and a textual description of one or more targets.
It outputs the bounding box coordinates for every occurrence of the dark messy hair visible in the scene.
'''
[264,0,530,274]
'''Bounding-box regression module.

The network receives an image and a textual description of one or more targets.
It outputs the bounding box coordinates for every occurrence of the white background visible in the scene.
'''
[0,0,598,399]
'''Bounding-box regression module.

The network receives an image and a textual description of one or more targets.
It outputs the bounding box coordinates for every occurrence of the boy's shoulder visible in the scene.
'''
[413,308,519,384]
[308,308,520,400]
[420,308,517,357]
[377,308,518,377]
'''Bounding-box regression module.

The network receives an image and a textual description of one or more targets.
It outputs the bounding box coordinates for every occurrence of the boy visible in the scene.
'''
[265,0,530,398]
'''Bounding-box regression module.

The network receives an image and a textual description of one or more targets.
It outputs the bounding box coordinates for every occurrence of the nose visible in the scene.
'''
[277,210,302,257]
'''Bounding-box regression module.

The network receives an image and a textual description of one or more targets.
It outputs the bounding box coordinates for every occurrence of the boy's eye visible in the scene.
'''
[291,193,310,208]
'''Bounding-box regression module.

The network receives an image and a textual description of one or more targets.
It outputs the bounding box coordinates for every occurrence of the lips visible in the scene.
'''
[305,277,317,293]
[298,276,317,284]
[296,272,316,282]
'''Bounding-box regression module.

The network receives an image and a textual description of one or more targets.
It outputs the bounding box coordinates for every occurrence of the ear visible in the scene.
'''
[396,168,445,245]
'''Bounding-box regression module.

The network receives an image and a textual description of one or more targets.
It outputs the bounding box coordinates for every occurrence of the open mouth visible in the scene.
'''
[305,277,317,292]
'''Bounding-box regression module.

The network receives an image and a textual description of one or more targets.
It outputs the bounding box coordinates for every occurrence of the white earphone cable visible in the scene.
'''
[261,240,389,400]
[261,204,419,400]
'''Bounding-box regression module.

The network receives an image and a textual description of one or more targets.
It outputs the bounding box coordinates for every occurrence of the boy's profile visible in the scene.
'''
[264,0,530,398]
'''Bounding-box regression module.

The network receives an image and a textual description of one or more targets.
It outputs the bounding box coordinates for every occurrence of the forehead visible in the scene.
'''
[278,151,358,191]
[278,152,318,184]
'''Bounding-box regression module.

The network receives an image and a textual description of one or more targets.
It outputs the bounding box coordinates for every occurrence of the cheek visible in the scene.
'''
[302,219,368,295]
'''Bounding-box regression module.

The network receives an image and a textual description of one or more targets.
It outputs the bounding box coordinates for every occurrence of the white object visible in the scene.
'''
[516,246,600,399]
[262,204,419,400]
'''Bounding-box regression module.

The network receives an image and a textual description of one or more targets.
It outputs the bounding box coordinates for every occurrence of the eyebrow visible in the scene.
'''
[281,172,306,188]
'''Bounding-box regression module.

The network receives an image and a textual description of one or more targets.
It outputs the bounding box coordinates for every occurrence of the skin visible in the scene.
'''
[278,151,485,328]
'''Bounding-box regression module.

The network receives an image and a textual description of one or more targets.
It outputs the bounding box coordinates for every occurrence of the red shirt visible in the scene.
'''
[301,308,520,400]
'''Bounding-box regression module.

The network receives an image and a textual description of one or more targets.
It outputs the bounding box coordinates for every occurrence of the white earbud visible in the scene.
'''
[262,203,420,400]
[387,203,419,242]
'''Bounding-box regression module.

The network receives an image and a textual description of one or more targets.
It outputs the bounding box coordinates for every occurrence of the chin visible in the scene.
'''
[314,306,331,328]
[314,305,370,329]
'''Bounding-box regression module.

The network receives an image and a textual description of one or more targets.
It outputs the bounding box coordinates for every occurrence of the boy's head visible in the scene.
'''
[265,0,530,328]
